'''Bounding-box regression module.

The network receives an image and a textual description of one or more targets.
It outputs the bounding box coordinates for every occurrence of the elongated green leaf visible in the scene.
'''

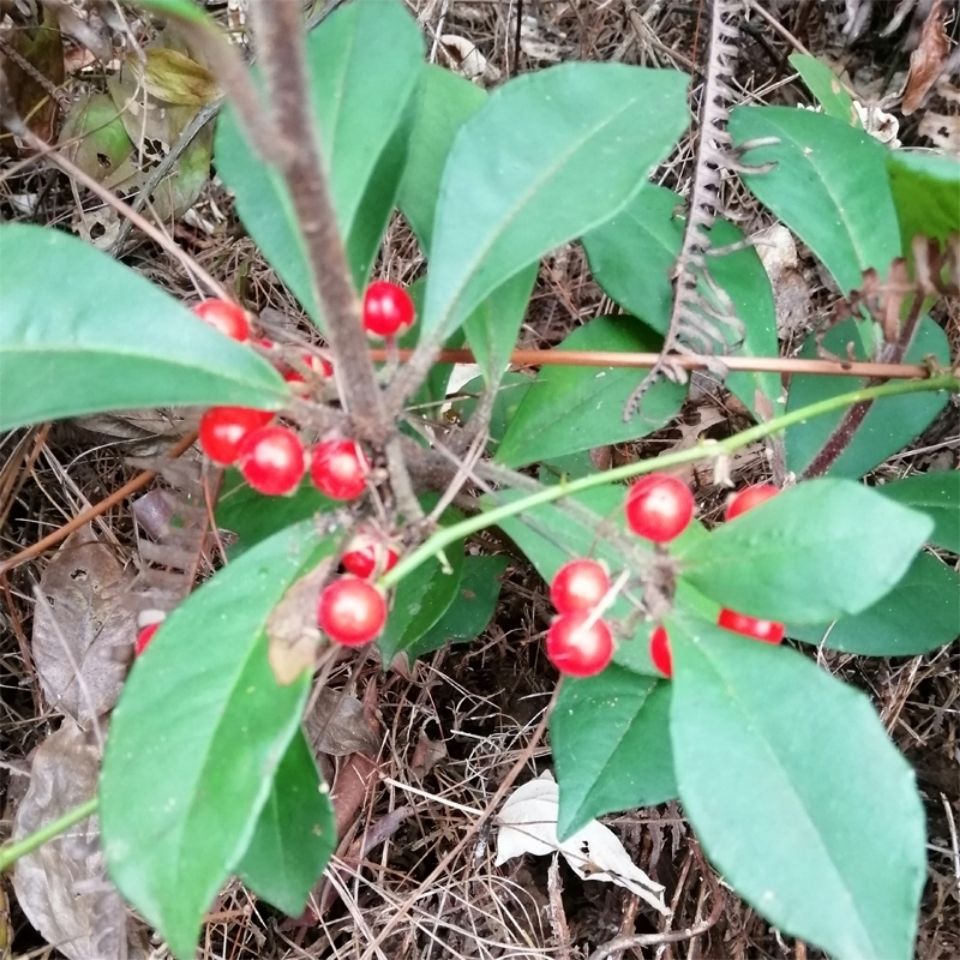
[887,150,960,251]
[670,619,925,960]
[398,65,486,248]
[552,667,675,840]
[450,371,533,453]
[788,53,859,125]
[876,471,959,552]
[377,540,465,663]
[582,185,779,419]
[235,730,335,916]
[404,554,509,661]
[214,0,423,317]
[677,478,932,623]
[730,106,900,293]
[132,0,211,25]
[100,521,334,960]
[788,551,958,655]
[422,63,688,350]
[785,316,950,478]
[495,316,685,467]
[0,225,288,431]
[217,470,334,557]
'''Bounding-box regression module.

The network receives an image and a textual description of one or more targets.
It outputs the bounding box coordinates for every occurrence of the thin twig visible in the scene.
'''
[368,346,936,380]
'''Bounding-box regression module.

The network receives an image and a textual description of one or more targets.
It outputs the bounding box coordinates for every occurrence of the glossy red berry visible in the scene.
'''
[318,577,387,646]
[310,439,369,501]
[545,613,614,677]
[341,529,399,579]
[236,425,306,496]
[198,406,273,465]
[625,473,695,544]
[649,625,672,678]
[193,298,251,342]
[135,623,160,657]
[725,484,779,521]
[718,608,785,645]
[550,559,610,615]
[362,281,416,338]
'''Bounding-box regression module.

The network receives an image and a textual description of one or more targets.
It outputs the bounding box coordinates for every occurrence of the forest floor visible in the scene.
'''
[1,1,958,958]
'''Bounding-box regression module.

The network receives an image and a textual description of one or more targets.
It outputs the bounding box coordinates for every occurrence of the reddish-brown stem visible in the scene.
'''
[0,432,197,576]
[370,347,934,380]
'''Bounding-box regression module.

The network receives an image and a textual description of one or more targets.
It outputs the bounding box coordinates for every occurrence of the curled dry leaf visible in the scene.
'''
[902,0,949,115]
[440,35,501,83]
[495,770,670,916]
[12,720,147,960]
[32,532,135,727]
[306,688,381,758]
[267,560,332,684]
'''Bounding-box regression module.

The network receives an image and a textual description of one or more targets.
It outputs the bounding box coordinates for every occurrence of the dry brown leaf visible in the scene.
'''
[306,688,380,758]
[410,730,447,779]
[12,720,147,960]
[266,560,331,684]
[32,531,134,727]
[902,0,949,115]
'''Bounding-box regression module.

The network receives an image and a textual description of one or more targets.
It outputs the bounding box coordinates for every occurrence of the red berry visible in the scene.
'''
[341,529,399,579]
[318,576,387,646]
[625,473,695,544]
[718,608,785,645]
[725,484,779,521]
[545,613,614,677]
[362,281,415,338]
[649,625,672,678]
[135,623,160,657]
[198,406,273,465]
[236,425,306,496]
[193,298,251,341]
[283,353,334,389]
[550,559,610,615]
[309,439,369,501]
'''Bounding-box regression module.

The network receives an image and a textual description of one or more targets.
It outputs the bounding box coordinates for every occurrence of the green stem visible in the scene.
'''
[0,796,99,872]
[381,374,959,589]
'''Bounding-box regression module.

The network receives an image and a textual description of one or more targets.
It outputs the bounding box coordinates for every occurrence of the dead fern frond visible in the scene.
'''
[624,0,751,421]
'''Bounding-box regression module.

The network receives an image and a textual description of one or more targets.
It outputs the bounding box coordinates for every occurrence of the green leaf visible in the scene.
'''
[670,619,925,960]
[552,667,675,841]
[582,184,780,419]
[100,520,334,960]
[788,551,958,655]
[377,540,465,664]
[422,63,689,348]
[216,470,334,557]
[785,316,950,479]
[214,0,423,317]
[788,53,859,125]
[495,316,686,468]
[0,224,288,431]
[876,471,959,552]
[130,0,212,25]
[404,554,509,661]
[676,478,933,623]
[235,730,335,916]
[887,150,960,265]
[397,64,487,249]
[450,371,533,453]
[730,106,901,293]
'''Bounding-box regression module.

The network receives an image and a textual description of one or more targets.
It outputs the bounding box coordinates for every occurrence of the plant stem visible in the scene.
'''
[380,373,959,589]
[0,796,99,873]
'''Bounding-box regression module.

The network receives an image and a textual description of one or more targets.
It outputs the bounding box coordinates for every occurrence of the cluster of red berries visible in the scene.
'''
[646,482,783,679]
[544,475,783,680]
[192,283,415,500]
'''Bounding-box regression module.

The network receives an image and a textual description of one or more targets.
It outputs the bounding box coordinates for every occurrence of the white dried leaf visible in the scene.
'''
[440,35,501,83]
[32,533,135,727]
[495,770,670,915]
[12,720,147,960]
